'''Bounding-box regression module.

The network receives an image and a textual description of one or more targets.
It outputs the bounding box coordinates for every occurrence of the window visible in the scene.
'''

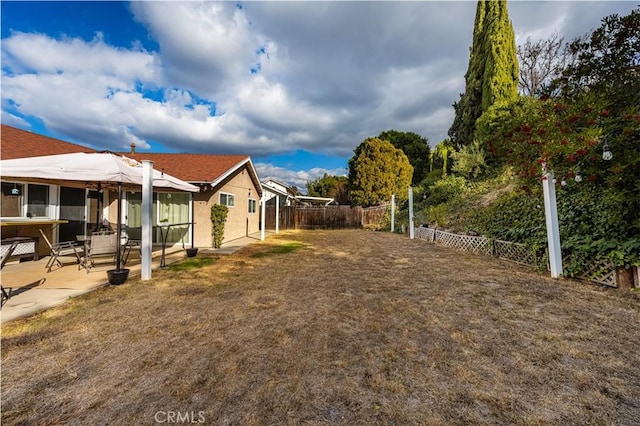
[220,192,235,207]
[1,182,50,218]
[1,182,24,217]
[248,198,257,213]
[27,184,50,217]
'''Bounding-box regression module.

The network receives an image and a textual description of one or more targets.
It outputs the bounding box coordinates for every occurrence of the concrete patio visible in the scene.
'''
[1,232,269,323]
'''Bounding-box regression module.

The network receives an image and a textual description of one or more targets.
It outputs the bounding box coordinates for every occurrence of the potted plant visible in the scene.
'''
[107,268,129,285]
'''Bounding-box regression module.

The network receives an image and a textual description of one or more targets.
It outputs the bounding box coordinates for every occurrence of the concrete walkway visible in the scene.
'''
[1,232,270,324]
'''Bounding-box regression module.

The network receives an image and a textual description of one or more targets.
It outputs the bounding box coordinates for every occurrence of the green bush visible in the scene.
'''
[427,175,467,205]
[210,204,228,248]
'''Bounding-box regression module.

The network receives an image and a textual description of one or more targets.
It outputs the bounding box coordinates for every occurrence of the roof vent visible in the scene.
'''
[130,143,136,154]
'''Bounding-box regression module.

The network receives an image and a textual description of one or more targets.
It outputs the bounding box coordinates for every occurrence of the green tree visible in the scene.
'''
[348,138,413,207]
[306,174,350,204]
[432,140,453,176]
[451,139,487,179]
[449,0,519,147]
[377,130,430,185]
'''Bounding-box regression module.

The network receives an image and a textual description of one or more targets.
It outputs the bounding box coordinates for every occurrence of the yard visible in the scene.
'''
[2,229,639,425]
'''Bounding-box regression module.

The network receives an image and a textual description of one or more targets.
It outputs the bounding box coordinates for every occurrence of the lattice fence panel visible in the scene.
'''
[494,240,536,266]
[435,230,492,256]
[577,259,617,287]
[416,227,435,242]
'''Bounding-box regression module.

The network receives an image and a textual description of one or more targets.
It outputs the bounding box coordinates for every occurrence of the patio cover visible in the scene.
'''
[0,152,199,280]
[0,152,198,192]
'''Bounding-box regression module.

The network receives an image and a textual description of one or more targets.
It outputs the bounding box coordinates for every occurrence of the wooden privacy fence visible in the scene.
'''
[416,227,634,288]
[265,205,387,230]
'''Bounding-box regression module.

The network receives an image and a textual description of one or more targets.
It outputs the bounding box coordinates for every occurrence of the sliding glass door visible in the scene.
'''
[125,192,190,245]
[59,187,86,242]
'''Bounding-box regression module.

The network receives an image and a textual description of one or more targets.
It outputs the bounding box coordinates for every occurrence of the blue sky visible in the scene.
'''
[2,1,637,191]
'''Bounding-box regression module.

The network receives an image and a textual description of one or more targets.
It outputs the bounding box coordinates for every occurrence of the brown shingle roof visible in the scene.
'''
[121,153,250,183]
[1,125,255,184]
[1,124,96,160]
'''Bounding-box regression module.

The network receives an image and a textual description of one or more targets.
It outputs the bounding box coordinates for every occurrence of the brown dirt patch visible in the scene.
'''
[2,229,639,424]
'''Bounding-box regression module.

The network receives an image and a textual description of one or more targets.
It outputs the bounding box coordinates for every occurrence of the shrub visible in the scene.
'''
[210,204,228,248]
[427,175,467,205]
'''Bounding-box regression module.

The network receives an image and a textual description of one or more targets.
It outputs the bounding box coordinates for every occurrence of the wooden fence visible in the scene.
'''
[264,205,387,230]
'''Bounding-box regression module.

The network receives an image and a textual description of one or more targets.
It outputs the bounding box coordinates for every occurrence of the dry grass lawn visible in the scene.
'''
[2,230,639,425]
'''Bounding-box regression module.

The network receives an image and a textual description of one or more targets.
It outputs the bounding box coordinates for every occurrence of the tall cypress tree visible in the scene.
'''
[449,0,519,148]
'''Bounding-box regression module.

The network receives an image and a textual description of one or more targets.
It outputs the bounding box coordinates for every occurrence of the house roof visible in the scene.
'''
[124,153,263,196]
[1,125,261,194]
[1,125,96,160]
[121,152,249,183]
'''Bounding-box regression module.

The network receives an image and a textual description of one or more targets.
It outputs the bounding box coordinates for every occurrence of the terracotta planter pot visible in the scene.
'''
[107,268,130,285]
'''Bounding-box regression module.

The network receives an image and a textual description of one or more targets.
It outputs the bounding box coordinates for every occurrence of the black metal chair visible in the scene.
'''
[38,229,82,272]
[1,241,19,306]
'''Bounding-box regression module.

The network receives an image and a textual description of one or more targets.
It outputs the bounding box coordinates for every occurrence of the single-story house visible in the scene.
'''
[262,179,297,207]
[1,125,262,255]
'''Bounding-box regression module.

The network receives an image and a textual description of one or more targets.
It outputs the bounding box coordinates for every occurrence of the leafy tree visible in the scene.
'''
[432,140,453,176]
[348,138,413,207]
[377,130,430,184]
[306,174,350,204]
[449,0,519,147]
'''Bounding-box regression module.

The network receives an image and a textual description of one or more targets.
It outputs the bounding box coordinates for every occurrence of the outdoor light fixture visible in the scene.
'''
[574,170,583,182]
[602,143,613,161]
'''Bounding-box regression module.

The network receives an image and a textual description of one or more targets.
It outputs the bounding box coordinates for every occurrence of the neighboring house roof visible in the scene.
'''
[1,125,96,160]
[262,180,293,198]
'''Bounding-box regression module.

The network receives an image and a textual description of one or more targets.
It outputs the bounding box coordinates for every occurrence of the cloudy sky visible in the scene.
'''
[1,1,636,190]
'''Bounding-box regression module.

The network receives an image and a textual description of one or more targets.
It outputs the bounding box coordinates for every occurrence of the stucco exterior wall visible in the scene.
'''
[193,165,261,247]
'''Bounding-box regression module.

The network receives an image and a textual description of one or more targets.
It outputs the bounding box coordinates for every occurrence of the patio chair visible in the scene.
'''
[38,229,83,273]
[1,241,19,306]
[81,232,119,273]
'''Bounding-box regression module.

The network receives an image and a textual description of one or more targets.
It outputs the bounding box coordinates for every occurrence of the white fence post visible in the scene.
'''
[141,160,153,281]
[275,194,280,234]
[390,194,395,232]
[260,193,266,241]
[542,172,563,278]
[409,187,415,239]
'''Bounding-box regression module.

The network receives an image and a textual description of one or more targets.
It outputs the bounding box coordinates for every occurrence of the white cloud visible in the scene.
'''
[1,1,637,178]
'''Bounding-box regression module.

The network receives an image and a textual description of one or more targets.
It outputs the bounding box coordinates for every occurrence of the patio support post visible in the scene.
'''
[116,182,123,270]
[391,194,395,233]
[542,172,563,278]
[260,193,266,241]
[275,194,280,234]
[141,160,154,280]
[409,187,415,239]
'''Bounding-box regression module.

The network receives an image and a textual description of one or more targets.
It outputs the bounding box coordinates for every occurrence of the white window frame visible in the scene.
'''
[248,198,257,214]
[1,181,56,219]
[219,192,235,207]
